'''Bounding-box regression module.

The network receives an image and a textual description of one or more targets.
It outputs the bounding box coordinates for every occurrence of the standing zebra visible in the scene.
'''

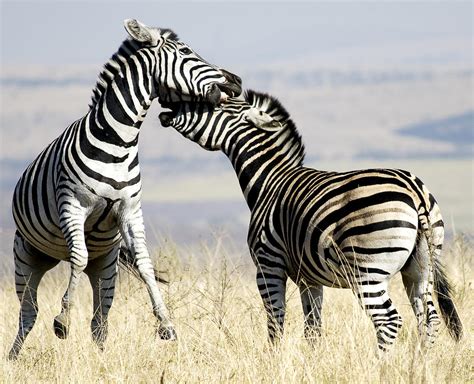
[159,90,462,350]
[8,19,241,360]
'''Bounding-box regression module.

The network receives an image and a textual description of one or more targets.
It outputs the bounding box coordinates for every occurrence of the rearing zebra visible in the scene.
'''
[8,19,241,360]
[159,90,463,350]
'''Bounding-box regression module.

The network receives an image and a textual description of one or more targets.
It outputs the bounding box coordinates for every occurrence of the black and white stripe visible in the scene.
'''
[160,90,462,350]
[8,19,241,360]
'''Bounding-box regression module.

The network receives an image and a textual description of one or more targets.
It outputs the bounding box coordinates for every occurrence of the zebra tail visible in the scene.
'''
[118,245,169,285]
[433,259,463,341]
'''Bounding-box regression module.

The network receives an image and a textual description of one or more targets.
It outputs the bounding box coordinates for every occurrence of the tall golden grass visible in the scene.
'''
[1,235,472,383]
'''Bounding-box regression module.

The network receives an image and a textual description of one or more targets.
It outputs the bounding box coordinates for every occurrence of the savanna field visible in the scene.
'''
[1,3,473,384]
[1,235,472,383]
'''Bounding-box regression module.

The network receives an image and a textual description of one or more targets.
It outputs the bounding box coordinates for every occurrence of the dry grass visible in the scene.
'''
[1,235,472,383]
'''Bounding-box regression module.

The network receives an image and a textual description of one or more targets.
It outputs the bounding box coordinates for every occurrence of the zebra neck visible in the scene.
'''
[88,73,155,146]
[87,39,158,145]
[225,127,303,210]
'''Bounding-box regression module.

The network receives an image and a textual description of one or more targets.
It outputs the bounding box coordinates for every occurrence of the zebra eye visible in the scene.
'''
[180,47,192,55]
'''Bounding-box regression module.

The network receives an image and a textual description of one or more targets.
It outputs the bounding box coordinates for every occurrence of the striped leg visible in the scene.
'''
[9,231,60,360]
[299,282,323,341]
[402,240,441,346]
[54,203,88,339]
[256,259,287,343]
[84,247,118,350]
[120,209,176,340]
[355,281,403,351]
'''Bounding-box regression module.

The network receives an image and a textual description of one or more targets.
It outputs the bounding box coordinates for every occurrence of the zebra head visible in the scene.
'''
[159,90,288,151]
[124,19,242,105]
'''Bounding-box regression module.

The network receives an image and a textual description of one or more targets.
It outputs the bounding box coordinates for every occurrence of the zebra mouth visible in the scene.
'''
[159,88,231,127]
[159,101,183,127]
[159,81,235,127]
[220,68,242,97]
[206,83,235,105]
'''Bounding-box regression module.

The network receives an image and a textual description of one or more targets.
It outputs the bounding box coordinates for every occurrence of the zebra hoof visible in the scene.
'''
[53,317,69,339]
[91,319,108,349]
[94,340,105,352]
[157,326,177,341]
[304,326,322,347]
[8,348,19,361]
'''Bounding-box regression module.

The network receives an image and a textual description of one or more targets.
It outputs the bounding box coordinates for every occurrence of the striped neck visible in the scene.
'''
[87,39,157,145]
[90,39,157,109]
[224,123,304,210]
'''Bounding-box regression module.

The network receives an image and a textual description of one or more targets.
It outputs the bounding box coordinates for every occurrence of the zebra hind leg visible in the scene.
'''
[9,231,60,360]
[401,239,441,346]
[84,247,119,350]
[299,282,323,343]
[355,280,403,351]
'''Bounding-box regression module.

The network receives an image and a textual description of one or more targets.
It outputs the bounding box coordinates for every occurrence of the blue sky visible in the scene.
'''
[1,1,472,69]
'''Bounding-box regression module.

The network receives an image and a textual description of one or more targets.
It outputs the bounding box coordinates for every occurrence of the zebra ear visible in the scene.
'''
[124,19,159,45]
[245,108,282,132]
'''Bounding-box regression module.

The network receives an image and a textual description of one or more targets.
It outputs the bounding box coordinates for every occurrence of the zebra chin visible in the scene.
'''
[158,99,179,127]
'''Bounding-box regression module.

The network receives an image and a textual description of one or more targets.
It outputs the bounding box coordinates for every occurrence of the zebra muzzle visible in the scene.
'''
[207,82,236,105]
[159,111,174,127]
[207,83,223,106]
[220,68,242,97]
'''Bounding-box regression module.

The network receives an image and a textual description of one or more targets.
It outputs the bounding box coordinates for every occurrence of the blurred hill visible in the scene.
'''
[398,111,473,157]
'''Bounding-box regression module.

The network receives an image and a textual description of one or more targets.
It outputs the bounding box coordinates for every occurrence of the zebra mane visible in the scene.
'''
[157,28,179,41]
[244,89,306,165]
[89,28,179,109]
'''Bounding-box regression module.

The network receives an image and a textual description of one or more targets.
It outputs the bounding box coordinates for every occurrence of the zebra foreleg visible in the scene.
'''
[9,232,59,360]
[256,262,287,344]
[84,247,119,350]
[54,205,89,339]
[299,282,323,342]
[355,281,403,351]
[119,212,176,341]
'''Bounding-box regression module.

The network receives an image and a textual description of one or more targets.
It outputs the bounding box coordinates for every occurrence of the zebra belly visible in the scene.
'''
[280,201,419,288]
[296,241,414,289]
[15,212,122,261]
[298,222,417,288]
[13,181,122,261]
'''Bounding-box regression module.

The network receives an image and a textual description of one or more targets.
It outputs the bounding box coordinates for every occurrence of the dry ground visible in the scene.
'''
[1,236,472,383]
